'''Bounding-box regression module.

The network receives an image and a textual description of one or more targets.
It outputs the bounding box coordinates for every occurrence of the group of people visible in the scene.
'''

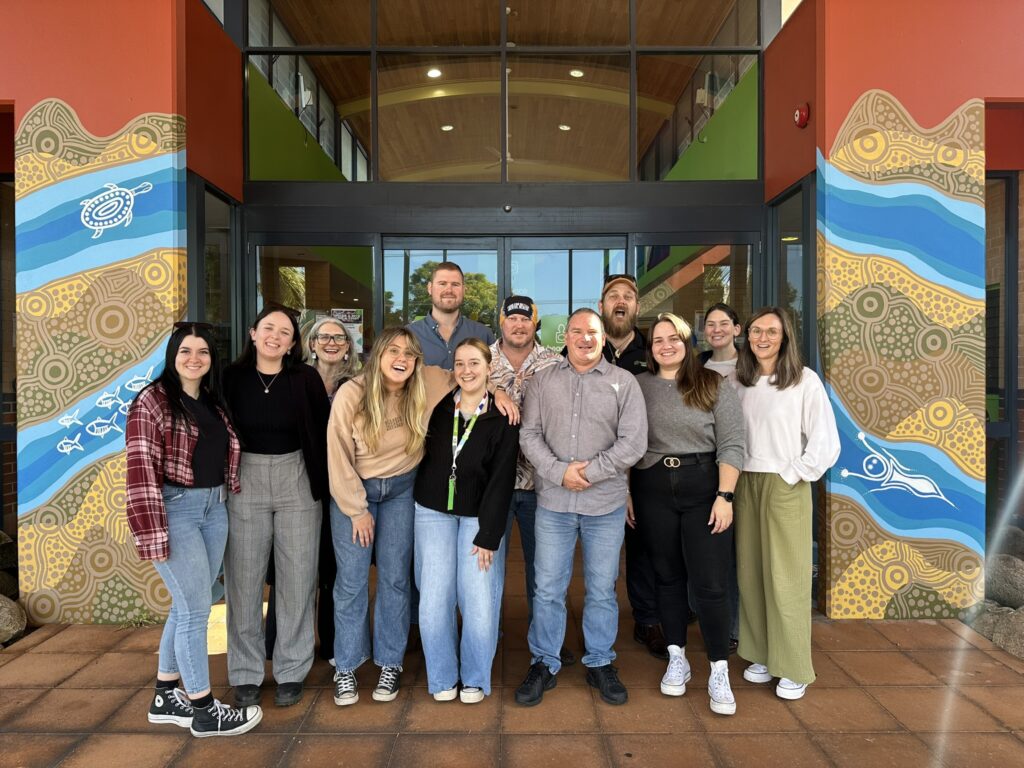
[124,261,840,738]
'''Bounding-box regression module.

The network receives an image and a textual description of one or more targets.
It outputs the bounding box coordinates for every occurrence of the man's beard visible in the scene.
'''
[603,311,636,339]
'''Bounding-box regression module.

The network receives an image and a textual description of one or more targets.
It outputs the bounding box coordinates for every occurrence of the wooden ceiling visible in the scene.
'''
[268,0,749,180]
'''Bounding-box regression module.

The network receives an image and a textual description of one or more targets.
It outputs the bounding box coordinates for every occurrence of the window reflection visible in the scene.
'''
[507,1,628,46]
[637,0,758,46]
[383,248,499,329]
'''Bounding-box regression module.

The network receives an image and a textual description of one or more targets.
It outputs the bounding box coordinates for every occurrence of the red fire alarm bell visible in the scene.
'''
[794,103,810,129]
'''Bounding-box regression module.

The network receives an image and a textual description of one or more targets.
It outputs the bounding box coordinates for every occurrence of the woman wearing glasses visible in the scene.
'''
[308,318,361,398]
[222,305,332,709]
[631,313,745,715]
[126,322,262,736]
[734,307,839,701]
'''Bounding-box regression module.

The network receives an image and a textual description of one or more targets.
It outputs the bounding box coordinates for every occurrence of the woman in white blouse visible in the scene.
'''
[734,307,840,701]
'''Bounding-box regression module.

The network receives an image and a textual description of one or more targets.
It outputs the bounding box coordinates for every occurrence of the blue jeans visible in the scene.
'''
[153,485,228,696]
[529,504,626,673]
[331,469,416,671]
[415,503,506,695]
[504,490,538,624]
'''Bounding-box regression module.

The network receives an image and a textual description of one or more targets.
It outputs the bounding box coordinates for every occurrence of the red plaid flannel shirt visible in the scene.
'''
[125,384,241,560]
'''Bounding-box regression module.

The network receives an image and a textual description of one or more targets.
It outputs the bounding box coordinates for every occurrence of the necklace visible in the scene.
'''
[255,368,282,394]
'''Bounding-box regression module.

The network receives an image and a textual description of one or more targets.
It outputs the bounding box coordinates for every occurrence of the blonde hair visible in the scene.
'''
[358,328,428,454]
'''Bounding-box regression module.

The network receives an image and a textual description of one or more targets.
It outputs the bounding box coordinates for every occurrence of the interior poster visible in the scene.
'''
[330,308,364,354]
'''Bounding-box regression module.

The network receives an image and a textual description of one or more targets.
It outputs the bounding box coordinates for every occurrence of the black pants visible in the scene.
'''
[624,517,660,626]
[632,458,733,660]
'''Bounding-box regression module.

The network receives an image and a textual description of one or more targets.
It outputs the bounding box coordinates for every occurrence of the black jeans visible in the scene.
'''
[632,457,733,661]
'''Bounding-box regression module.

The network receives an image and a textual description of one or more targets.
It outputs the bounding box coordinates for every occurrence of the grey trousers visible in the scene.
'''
[225,451,321,686]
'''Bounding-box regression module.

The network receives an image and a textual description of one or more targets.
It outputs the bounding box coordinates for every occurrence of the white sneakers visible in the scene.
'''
[708,659,736,716]
[459,686,484,704]
[660,645,691,696]
[433,686,458,702]
[743,663,808,700]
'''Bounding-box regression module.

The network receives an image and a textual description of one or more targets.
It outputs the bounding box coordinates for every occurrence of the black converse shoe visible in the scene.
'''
[190,699,262,738]
[148,687,194,727]
[372,665,402,702]
[333,669,358,706]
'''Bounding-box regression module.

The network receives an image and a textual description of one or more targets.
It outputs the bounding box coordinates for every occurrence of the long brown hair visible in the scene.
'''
[645,313,720,412]
[736,306,804,389]
[357,327,428,453]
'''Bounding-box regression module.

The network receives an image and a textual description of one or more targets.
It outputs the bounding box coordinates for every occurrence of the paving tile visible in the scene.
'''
[251,686,318,733]
[100,687,186,734]
[111,625,165,652]
[0,734,80,768]
[176,733,293,768]
[985,649,1024,675]
[939,619,997,650]
[59,734,186,768]
[501,649,587,687]
[1,622,65,652]
[827,651,941,686]
[594,686,702,733]
[502,618,531,651]
[403,688,500,732]
[302,687,408,733]
[788,688,903,732]
[957,685,1024,730]
[692,685,804,732]
[0,687,47,728]
[607,734,715,767]
[0,650,20,668]
[60,651,160,688]
[281,734,395,767]
[907,649,1024,686]
[207,651,230,687]
[390,734,499,768]
[814,733,937,767]
[808,652,858,687]
[869,687,1006,732]
[918,732,1024,768]
[500,685,599,733]
[871,619,971,650]
[6,688,126,732]
[0,651,97,687]
[812,621,895,651]
[708,733,831,767]
[502,734,609,768]
[609,648,676,689]
[27,624,127,654]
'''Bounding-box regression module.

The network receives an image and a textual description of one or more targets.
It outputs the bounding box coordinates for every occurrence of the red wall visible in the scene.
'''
[185,0,243,201]
[986,106,1024,171]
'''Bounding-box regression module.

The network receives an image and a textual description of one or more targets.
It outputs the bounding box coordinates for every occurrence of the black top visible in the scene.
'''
[223,363,331,501]
[602,326,648,377]
[183,394,229,488]
[413,390,520,551]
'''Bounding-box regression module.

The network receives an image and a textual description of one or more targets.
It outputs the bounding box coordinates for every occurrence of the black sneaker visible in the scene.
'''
[190,699,262,738]
[372,665,402,702]
[514,662,556,707]
[334,669,359,706]
[233,684,261,707]
[148,687,194,727]
[274,681,304,707]
[586,664,628,705]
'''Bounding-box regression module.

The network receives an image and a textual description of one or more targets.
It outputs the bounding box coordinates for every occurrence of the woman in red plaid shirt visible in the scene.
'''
[126,322,262,737]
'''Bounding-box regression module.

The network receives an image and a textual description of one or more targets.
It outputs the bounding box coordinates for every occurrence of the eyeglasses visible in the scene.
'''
[748,326,782,339]
[173,321,214,331]
[315,333,348,344]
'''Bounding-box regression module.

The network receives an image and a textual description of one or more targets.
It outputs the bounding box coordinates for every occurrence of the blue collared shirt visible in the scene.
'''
[407,312,496,370]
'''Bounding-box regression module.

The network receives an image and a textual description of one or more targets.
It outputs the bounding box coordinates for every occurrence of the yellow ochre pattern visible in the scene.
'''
[886,398,985,480]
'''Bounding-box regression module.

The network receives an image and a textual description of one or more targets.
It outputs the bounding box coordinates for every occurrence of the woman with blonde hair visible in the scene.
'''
[734,307,839,701]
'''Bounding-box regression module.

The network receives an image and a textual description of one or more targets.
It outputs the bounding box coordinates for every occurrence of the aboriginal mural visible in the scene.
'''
[15,99,186,623]
[818,90,986,618]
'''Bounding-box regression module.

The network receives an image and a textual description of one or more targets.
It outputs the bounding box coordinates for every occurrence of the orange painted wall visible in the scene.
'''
[763,0,819,201]
[986,106,1024,171]
[185,0,243,201]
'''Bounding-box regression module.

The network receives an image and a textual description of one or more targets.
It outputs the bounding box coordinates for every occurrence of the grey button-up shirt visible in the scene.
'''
[407,312,496,370]
[520,356,648,516]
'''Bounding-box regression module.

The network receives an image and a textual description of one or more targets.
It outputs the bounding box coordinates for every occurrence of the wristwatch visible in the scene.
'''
[716,491,735,503]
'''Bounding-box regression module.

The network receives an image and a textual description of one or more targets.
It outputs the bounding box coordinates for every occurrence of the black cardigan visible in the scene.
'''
[222,362,331,501]
[413,390,520,550]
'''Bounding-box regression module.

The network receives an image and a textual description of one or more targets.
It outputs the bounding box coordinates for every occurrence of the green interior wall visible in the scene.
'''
[312,245,372,286]
[248,62,347,181]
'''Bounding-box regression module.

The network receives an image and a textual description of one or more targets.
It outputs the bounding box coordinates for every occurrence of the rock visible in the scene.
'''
[968,601,1015,640]
[995,525,1024,561]
[0,570,17,599]
[991,607,1024,659]
[985,554,1024,609]
[0,594,27,644]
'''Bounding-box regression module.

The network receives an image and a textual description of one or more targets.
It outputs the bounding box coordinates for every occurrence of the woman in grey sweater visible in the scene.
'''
[631,312,745,716]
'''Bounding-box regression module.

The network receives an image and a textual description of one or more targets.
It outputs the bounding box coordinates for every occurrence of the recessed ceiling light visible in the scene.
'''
[426,68,442,78]
[569,69,585,78]
[781,235,799,242]
[558,124,571,131]
[441,124,454,132]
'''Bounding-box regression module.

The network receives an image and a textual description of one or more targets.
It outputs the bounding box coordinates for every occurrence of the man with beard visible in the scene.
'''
[408,262,495,370]
[598,275,667,660]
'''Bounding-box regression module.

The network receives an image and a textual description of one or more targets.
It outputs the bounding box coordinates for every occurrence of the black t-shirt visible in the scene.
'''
[182,395,229,488]
[602,327,648,377]
[228,367,302,454]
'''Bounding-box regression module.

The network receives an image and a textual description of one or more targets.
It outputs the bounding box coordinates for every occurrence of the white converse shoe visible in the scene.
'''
[708,660,736,716]
[743,662,772,684]
[459,686,484,704]
[776,677,807,700]
[660,644,691,696]
[433,686,458,702]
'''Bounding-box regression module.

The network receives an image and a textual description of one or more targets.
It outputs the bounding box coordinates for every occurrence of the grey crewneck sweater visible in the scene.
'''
[635,372,745,470]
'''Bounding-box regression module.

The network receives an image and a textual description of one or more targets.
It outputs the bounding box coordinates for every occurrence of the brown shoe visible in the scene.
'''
[633,622,669,660]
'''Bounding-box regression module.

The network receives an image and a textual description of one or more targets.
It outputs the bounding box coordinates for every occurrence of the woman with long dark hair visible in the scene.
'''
[734,307,839,701]
[222,305,331,709]
[631,313,745,715]
[126,322,262,737]
[701,302,742,381]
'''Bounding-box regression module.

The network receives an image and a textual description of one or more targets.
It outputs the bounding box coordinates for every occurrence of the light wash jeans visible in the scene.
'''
[504,490,538,625]
[153,485,228,696]
[414,503,506,695]
[529,504,626,673]
[331,469,416,672]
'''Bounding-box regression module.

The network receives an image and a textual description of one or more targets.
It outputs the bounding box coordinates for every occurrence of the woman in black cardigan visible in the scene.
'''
[221,304,330,710]
[413,338,520,704]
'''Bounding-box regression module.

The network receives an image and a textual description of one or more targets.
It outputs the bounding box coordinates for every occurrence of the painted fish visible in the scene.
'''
[58,409,83,429]
[56,434,84,454]
[124,366,154,393]
[86,413,123,438]
[96,386,121,409]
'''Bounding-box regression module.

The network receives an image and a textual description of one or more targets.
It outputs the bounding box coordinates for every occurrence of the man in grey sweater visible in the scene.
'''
[514,308,648,707]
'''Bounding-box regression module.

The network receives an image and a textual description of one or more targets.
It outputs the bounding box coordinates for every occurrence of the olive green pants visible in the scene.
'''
[735,472,815,684]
